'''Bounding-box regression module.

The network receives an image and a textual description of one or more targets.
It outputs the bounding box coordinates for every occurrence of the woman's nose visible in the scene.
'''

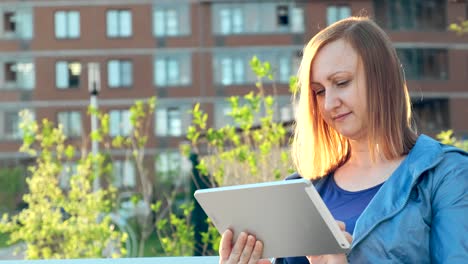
[323,89,341,111]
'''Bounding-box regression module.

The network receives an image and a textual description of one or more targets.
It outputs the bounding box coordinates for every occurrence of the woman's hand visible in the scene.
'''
[306,221,352,264]
[219,229,272,264]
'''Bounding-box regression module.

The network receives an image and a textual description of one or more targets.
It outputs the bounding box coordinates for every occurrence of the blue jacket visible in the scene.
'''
[283,135,468,263]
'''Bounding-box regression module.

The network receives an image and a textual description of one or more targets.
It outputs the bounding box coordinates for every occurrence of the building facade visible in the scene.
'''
[0,0,467,189]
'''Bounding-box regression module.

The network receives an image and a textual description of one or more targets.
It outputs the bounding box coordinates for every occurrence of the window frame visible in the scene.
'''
[374,0,446,31]
[55,61,82,89]
[153,4,191,37]
[213,3,304,35]
[107,59,133,88]
[397,48,449,80]
[155,107,183,137]
[2,61,35,90]
[57,111,82,138]
[109,109,132,137]
[326,5,351,26]
[153,54,191,87]
[112,160,136,188]
[106,9,133,38]
[54,10,80,39]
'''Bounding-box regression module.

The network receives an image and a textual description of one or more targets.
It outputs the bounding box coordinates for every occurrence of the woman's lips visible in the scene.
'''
[332,112,351,121]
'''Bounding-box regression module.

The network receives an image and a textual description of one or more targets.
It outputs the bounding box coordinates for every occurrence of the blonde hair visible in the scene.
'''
[292,17,417,179]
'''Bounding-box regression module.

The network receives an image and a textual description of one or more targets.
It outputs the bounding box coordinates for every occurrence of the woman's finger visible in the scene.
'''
[219,229,233,262]
[228,232,248,262]
[247,240,264,264]
[307,254,326,264]
[238,235,256,263]
[343,231,353,244]
[336,221,346,231]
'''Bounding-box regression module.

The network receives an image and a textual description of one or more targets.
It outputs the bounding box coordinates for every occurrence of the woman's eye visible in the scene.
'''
[337,80,350,87]
[314,89,325,96]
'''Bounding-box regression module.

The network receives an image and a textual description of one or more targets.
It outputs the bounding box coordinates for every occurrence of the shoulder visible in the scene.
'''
[430,150,468,196]
[411,136,468,208]
[427,138,468,182]
[408,134,468,177]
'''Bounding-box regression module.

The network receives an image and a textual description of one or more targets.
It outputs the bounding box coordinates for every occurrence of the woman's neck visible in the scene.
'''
[347,139,378,167]
[334,138,406,191]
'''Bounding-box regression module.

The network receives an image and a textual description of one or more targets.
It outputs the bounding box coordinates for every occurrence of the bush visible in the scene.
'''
[0,111,127,259]
[0,167,26,214]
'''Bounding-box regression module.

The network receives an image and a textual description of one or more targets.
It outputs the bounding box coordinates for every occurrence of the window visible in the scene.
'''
[215,104,235,128]
[327,5,351,26]
[3,111,20,140]
[278,56,291,83]
[219,7,243,35]
[4,12,15,33]
[397,49,448,80]
[1,9,33,39]
[0,110,34,140]
[214,51,298,86]
[57,111,82,137]
[276,97,295,122]
[277,6,289,27]
[107,60,132,87]
[374,0,446,31]
[55,11,80,39]
[213,3,304,35]
[155,151,181,180]
[113,160,136,188]
[153,5,190,37]
[154,55,191,86]
[5,62,16,82]
[412,98,449,133]
[3,61,35,90]
[155,107,182,136]
[107,10,132,38]
[279,105,293,122]
[217,57,245,85]
[109,110,131,137]
[59,162,77,190]
[155,151,191,182]
[56,61,81,89]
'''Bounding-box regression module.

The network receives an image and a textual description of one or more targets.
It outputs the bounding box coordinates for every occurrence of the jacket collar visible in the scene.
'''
[350,134,460,248]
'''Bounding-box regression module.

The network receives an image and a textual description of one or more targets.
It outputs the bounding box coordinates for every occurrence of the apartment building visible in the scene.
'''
[0,0,467,190]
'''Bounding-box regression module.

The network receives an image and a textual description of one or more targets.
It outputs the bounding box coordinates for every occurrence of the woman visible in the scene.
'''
[218,17,468,264]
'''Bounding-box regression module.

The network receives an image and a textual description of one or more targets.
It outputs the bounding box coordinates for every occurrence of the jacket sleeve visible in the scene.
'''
[430,153,468,263]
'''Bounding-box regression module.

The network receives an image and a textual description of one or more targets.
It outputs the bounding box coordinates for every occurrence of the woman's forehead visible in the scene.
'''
[311,39,359,80]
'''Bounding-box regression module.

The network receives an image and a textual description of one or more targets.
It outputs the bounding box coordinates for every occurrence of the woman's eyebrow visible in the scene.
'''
[311,71,351,84]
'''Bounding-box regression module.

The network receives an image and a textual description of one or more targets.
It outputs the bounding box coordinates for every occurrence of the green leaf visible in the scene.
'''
[64,145,75,159]
[289,75,299,94]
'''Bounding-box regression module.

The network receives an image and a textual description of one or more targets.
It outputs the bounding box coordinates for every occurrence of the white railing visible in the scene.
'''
[0,257,220,264]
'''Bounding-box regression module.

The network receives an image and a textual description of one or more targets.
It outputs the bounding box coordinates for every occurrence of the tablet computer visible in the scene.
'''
[194,178,350,259]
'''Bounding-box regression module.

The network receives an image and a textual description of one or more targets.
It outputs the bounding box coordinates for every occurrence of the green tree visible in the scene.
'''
[449,19,468,35]
[94,97,157,257]
[0,111,127,259]
[185,56,295,187]
[0,167,26,214]
[436,130,468,151]
[152,56,296,257]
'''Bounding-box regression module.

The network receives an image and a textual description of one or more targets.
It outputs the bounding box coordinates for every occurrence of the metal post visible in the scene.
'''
[88,62,101,191]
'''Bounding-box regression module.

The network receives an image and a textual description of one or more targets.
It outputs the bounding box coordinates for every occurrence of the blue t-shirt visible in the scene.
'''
[283,174,384,264]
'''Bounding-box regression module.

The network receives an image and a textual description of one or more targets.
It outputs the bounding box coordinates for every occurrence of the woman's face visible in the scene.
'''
[311,39,368,141]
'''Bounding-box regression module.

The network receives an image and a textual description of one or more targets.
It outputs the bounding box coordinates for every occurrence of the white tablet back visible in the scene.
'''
[194,178,350,258]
